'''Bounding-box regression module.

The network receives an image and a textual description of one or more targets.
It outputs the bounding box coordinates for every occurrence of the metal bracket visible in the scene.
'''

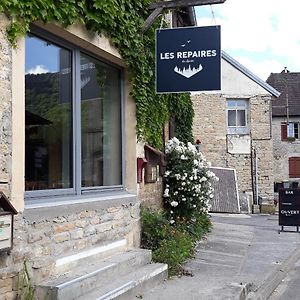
[141,0,226,33]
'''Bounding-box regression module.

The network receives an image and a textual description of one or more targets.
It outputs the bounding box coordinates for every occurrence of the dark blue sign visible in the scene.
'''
[279,188,300,227]
[156,26,221,93]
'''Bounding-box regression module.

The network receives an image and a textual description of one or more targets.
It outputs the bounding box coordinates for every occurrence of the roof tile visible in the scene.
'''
[267,72,300,116]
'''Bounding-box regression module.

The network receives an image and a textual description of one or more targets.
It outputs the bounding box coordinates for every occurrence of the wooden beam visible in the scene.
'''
[149,0,226,10]
[141,7,164,33]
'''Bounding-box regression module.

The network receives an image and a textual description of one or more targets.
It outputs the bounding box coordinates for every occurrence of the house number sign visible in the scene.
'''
[0,214,13,250]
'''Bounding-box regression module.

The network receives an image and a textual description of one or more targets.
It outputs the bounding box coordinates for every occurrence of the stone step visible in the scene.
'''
[54,239,127,275]
[36,248,152,300]
[77,263,168,300]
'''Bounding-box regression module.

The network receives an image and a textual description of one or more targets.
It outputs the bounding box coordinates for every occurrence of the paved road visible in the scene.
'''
[269,258,300,300]
[142,213,300,300]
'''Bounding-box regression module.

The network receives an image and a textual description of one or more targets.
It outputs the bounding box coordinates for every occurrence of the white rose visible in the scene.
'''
[171,201,179,207]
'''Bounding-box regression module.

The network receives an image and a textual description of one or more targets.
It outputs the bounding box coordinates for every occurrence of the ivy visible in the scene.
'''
[0,0,194,148]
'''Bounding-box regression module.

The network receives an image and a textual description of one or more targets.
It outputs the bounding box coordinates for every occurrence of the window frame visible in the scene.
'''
[25,26,125,200]
[226,99,249,135]
[288,122,300,139]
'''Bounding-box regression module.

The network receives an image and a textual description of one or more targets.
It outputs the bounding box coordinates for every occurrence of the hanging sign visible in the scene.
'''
[156,26,221,93]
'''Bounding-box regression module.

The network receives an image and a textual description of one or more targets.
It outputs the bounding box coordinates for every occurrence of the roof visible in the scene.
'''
[266,71,300,117]
[222,51,281,98]
[0,192,18,214]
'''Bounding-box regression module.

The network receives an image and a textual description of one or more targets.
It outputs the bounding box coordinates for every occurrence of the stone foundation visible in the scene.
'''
[138,181,163,210]
[0,198,140,299]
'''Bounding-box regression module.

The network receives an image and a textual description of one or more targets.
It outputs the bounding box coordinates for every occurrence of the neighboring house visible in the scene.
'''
[192,51,280,213]
[267,69,300,184]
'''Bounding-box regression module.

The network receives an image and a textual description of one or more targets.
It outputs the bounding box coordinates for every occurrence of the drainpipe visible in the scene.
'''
[255,149,259,205]
[251,146,259,205]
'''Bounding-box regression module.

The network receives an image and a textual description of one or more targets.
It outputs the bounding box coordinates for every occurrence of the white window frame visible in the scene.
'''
[226,99,249,135]
[288,122,300,139]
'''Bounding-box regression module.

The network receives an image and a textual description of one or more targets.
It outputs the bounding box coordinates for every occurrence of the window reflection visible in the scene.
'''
[80,53,121,187]
[25,34,73,190]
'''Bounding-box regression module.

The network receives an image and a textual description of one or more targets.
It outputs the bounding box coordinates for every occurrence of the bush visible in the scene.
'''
[153,231,194,276]
[163,138,218,224]
[141,138,215,276]
[141,209,170,251]
[141,209,211,276]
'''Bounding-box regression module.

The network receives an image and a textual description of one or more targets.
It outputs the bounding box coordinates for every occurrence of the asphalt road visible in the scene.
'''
[142,213,300,300]
[269,258,300,300]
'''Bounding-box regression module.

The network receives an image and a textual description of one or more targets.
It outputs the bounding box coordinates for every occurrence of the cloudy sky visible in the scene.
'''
[195,0,300,80]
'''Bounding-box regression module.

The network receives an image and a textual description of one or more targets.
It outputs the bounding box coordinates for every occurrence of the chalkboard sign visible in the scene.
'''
[279,188,300,227]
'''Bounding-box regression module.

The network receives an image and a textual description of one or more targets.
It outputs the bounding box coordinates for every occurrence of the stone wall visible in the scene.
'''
[250,96,274,200]
[0,16,12,197]
[0,199,140,299]
[138,181,163,210]
[192,93,227,167]
[192,93,274,206]
[273,116,300,182]
[136,142,164,210]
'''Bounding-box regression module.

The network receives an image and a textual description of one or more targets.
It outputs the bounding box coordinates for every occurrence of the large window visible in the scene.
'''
[25,32,122,195]
[227,99,249,134]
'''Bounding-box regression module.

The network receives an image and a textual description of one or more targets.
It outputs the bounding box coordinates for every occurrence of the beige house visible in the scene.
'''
[192,52,280,213]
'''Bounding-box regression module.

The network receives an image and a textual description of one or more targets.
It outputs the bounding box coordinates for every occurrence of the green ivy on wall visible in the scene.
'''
[0,0,194,148]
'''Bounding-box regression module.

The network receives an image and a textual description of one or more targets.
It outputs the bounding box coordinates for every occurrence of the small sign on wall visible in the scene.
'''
[0,192,17,253]
[156,26,221,93]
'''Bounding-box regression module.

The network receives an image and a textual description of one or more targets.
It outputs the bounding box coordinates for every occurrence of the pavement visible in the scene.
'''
[269,255,300,300]
[141,213,300,300]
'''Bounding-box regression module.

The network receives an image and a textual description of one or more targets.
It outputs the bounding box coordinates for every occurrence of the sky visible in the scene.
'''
[195,0,300,80]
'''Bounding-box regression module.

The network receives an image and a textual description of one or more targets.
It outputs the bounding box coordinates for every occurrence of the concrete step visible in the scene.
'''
[35,248,152,300]
[54,239,127,275]
[77,263,168,300]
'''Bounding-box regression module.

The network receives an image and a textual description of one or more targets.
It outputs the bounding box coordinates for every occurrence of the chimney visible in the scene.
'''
[281,67,290,73]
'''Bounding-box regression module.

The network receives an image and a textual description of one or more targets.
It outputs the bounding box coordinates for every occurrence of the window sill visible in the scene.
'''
[24,191,137,222]
[283,140,300,144]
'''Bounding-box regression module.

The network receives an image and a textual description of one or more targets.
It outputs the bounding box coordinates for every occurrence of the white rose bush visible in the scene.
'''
[141,137,217,276]
[164,137,218,225]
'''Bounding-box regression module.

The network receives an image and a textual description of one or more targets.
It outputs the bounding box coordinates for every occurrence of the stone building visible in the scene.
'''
[0,16,156,300]
[0,6,197,299]
[267,70,300,185]
[192,51,280,213]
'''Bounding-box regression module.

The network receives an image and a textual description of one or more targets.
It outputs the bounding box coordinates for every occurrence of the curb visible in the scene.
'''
[232,282,252,300]
[246,246,300,300]
[239,283,252,300]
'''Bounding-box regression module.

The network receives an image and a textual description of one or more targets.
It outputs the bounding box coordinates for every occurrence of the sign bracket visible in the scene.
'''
[142,0,226,33]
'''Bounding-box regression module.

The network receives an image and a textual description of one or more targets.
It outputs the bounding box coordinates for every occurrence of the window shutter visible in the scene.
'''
[281,123,287,141]
[289,157,300,178]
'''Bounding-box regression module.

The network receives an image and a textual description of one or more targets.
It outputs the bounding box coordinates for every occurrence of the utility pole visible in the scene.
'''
[141,0,226,33]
